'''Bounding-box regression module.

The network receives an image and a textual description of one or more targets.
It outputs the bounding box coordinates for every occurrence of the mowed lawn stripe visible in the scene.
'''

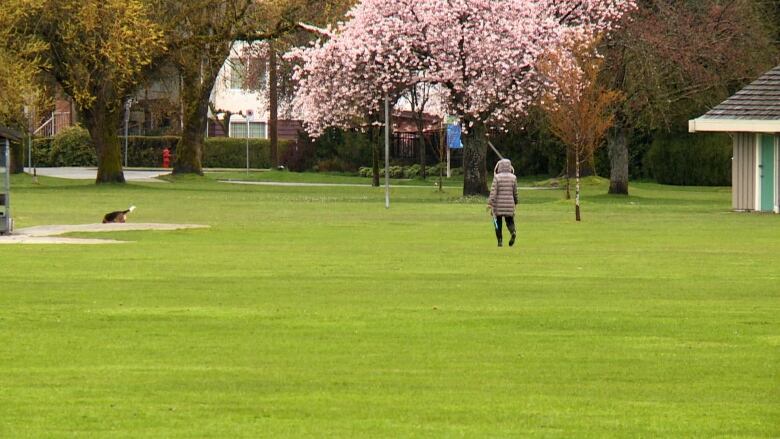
[0,174,777,437]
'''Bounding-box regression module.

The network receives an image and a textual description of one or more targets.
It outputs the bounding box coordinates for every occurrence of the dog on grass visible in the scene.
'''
[102,206,136,224]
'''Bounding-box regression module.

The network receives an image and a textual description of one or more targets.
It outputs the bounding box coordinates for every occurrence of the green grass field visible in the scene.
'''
[1,172,778,438]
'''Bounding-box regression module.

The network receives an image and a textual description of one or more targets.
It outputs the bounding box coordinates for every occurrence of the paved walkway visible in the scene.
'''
[219,179,552,190]
[0,223,208,245]
[27,167,170,183]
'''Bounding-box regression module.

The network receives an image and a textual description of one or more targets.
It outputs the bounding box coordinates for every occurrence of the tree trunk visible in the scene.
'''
[269,44,279,168]
[419,134,427,179]
[564,149,571,199]
[415,117,426,179]
[607,120,629,195]
[10,140,24,174]
[575,149,581,222]
[462,119,489,196]
[175,73,210,175]
[175,45,231,175]
[82,104,125,184]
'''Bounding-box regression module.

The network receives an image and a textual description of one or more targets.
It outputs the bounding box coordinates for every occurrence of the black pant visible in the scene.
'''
[495,215,515,241]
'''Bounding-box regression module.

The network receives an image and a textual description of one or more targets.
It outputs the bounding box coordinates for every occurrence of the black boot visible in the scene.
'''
[508,225,516,247]
[497,238,503,247]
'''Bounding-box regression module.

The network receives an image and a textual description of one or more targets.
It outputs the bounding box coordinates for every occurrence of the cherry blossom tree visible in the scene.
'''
[291,0,634,195]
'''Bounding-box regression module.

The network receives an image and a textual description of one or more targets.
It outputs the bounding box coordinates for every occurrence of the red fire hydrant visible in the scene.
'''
[162,148,171,168]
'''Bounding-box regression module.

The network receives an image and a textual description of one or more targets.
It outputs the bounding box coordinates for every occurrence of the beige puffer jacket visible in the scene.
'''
[488,159,517,217]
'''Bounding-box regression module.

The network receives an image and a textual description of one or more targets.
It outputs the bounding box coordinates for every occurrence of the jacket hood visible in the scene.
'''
[494,159,514,174]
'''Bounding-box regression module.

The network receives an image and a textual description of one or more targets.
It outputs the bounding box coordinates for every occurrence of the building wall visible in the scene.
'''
[211,42,269,131]
[733,132,756,211]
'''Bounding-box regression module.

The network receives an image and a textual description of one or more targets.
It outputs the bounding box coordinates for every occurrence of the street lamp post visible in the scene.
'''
[245,109,254,174]
[385,96,390,209]
[124,98,133,168]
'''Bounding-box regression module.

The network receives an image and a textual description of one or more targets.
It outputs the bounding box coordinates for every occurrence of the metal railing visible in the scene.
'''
[34,112,71,137]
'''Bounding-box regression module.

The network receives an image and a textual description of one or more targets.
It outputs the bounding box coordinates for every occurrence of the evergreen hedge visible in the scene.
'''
[31,133,291,169]
[645,132,731,186]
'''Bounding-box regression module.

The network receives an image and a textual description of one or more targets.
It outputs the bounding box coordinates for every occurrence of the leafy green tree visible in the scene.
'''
[0,3,50,173]
[601,0,777,194]
[5,0,165,183]
[151,0,353,175]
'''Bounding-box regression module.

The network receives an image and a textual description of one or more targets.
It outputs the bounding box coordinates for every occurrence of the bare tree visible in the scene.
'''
[540,37,622,221]
[601,0,777,194]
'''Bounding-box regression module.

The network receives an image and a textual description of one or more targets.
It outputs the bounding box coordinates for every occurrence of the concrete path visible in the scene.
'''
[27,167,170,183]
[0,223,209,245]
[220,180,418,188]
[219,179,552,190]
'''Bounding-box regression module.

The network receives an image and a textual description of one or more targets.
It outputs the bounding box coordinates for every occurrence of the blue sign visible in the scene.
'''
[447,124,462,149]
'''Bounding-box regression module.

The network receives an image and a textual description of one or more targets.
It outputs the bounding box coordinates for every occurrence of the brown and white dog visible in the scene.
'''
[102,206,136,223]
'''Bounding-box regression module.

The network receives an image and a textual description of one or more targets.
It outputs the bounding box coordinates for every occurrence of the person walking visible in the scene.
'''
[487,158,518,247]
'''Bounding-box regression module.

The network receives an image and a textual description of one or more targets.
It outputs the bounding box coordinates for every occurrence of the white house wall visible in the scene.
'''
[211,42,446,134]
[211,42,270,124]
[733,132,756,211]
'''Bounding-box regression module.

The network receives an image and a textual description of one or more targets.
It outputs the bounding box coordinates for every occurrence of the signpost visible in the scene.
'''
[124,99,133,168]
[445,116,462,178]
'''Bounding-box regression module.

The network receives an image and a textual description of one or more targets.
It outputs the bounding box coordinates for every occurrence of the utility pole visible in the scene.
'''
[269,43,279,168]
[385,96,390,209]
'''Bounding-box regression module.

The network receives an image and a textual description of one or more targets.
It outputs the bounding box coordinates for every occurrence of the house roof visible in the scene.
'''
[689,65,780,133]
[0,126,22,141]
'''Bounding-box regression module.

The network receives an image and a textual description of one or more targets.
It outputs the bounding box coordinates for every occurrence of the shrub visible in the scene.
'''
[404,164,421,178]
[281,133,317,172]
[645,132,731,186]
[203,137,268,168]
[49,126,96,167]
[358,167,373,177]
[315,158,354,173]
[32,137,55,167]
[32,134,297,169]
[387,165,404,178]
[594,132,654,180]
[125,136,180,167]
[313,127,373,170]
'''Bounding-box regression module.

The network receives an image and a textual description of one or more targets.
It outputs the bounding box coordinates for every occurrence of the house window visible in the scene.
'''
[229,59,246,89]
[230,121,267,139]
[229,58,267,90]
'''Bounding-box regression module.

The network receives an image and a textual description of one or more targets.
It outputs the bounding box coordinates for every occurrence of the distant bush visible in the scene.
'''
[314,158,355,173]
[126,137,290,169]
[281,133,316,172]
[32,137,55,167]
[35,134,298,169]
[404,164,421,178]
[355,164,461,179]
[645,132,731,186]
[124,136,180,167]
[314,128,373,170]
[49,126,96,167]
[203,138,270,168]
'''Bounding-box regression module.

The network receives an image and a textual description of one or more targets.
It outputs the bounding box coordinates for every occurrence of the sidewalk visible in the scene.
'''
[219,179,552,190]
[26,167,170,183]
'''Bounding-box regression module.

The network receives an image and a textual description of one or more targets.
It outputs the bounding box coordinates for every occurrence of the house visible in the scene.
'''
[47,41,443,146]
[689,65,780,213]
[209,42,301,141]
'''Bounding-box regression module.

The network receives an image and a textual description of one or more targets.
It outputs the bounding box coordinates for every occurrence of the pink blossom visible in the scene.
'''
[290,0,635,137]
